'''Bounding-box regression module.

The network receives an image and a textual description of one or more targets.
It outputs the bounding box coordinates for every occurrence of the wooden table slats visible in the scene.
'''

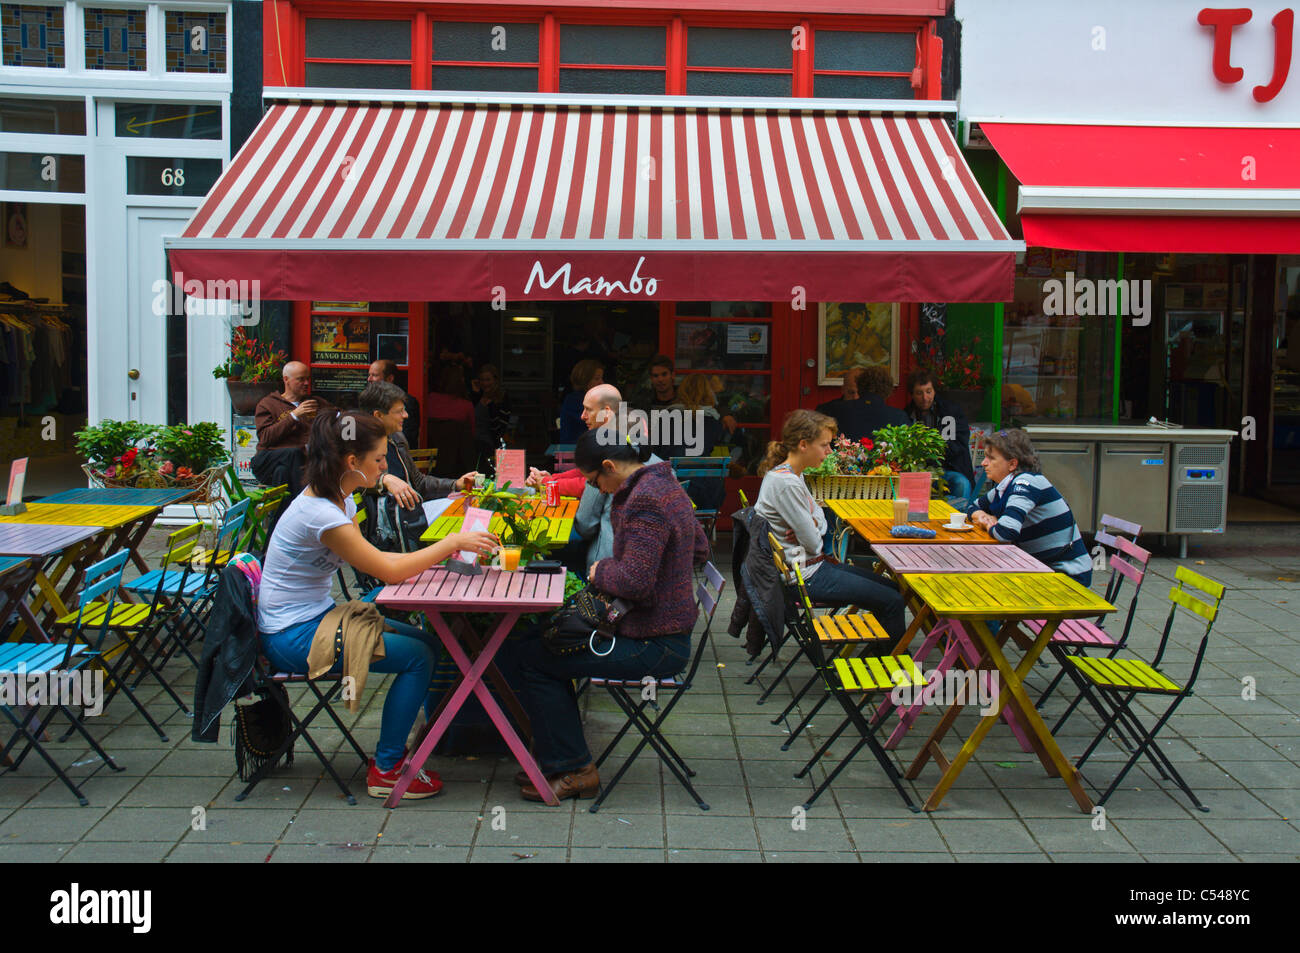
[0,523,104,556]
[827,499,957,521]
[420,496,580,546]
[38,488,196,507]
[873,544,1052,575]
[902,572,1115,618]
[377,566,566,611]
[0,503,157,529]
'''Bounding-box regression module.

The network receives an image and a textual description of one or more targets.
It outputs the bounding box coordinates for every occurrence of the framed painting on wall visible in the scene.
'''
[817,302,899,386]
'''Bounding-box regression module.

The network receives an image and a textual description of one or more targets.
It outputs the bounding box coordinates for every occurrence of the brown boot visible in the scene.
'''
[520,763,600,803]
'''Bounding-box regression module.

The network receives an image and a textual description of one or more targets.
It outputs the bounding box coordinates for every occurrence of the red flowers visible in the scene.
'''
[117,448,138,469]
[860,437,874,449]
[176,466,193,480]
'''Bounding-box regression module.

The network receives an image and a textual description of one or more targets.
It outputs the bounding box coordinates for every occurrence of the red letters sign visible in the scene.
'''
[1199,7,1294,101]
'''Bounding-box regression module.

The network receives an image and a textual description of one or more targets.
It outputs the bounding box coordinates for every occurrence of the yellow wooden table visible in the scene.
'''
[0,503,160,622]
[899,571,1115,812]
[419,496,580,548]
[828,498,998,547]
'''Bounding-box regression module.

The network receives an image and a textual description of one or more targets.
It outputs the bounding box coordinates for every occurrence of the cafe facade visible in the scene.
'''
[951,0,1300,509]
[166,0,1020,505]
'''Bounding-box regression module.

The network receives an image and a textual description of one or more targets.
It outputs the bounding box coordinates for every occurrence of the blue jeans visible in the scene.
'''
[804,562,907,644]
[261,608,441,773]
[944,470,973,504]
[512,631,691,775]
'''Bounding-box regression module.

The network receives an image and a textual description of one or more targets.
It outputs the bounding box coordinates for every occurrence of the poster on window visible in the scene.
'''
[312,314,371,364]
[726,324,768,355]
[817,303,899,386]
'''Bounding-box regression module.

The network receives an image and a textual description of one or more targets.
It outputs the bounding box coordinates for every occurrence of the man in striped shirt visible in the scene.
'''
[967,429,1092,585]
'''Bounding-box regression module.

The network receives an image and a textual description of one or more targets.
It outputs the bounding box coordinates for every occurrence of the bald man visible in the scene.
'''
[526,383,623,498]
[254,361,330,451]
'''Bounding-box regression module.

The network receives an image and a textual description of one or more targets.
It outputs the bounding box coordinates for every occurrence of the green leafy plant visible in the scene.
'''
[154,422,230,473]
[213,327,287,382]
[873,422,947,476]
[75,420,159,472]
[803,435,880,477]
[463,481,551,565]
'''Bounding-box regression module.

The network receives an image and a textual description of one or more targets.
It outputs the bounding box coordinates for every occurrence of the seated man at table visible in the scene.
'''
[256,410,498,800]
[967,428,1091,586]
[251,362,332,494]
[356,381,479,550]
[904,368,976,504]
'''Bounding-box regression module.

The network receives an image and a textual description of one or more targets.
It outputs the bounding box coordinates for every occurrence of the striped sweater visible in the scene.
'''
[967,472,1092,582]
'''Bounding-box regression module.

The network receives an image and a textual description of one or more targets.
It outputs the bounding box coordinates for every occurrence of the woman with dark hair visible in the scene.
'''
[257,412,499,800]
[756,409,906,643]
[511,428,710,803]
[967,428,1092,585]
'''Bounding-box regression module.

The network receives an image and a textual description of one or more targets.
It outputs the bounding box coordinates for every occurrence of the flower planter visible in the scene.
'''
[804,473,897,505]
[82,464,225,504]
[225,380,279,416]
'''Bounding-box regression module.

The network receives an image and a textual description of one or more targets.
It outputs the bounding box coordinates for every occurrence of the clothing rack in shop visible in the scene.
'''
[0,300,73,425]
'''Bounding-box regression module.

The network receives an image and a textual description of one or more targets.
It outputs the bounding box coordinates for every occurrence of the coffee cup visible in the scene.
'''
[946,513,968,529]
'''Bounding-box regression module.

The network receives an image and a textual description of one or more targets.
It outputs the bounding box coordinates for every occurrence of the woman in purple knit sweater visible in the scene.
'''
[513,428,711,803]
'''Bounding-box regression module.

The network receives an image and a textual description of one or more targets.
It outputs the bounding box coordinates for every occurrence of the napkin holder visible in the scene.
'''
[443,557,482,575]
[0,502,26,516]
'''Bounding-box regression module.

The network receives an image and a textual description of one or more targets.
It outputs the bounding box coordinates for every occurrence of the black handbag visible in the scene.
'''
[373,495,430,552]
[231,683,294,782]
[542,585,631,657]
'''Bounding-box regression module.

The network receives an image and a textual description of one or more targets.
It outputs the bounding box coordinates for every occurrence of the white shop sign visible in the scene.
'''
[957,0,1300,127]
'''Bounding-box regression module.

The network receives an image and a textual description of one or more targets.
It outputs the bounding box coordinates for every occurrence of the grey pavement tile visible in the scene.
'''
[185,807,297,843]
[833,791,936,818]
[84,807,199,842]
[0,843,70,861]
[1023,817,1136,853]
[666,848,762,862]
[117,774,228,808]
[955,852,1050,862]
[269,843,373,862]
[1173,787,1282,819]
[860,851,954,863]
[589,781,668,814]
[747,786,823,817]
[667,813,758,851]
[376,808,483,846]
[164,843,279,862]
[0,775,51,806]
[932,818,1042,853]
[1145,854,1241,863]
[61,841,174,862]
[1200,819,1300,853]
[469,845,567,862]
[1247,788,1299,817]
[0,806,109,842]
[1048,851,1145,862]
[765,850,860,862]
[1240,853,1300,862]
[279,808,387,844]
[473,808,575,848]
[369,844,471,862]
[755,815,850,853]
[96,747,172,776]
[1203,759,1299,788]
[663,782,749,815]
[571,812,665,848]
[847,817,946,852]
[1120,819,1233,854]
[1192,738,1297,761]
[568,847,668,862]
[219,779,316,810]
[20,773,138,809]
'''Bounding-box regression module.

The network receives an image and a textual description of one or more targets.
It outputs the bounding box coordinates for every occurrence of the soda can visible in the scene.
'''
[545,481,559,507]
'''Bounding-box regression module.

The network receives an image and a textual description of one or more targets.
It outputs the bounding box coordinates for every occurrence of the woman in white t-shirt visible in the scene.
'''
[258,412,498,801]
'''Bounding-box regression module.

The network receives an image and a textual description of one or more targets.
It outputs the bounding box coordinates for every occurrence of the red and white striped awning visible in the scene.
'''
[168,92,1019,301]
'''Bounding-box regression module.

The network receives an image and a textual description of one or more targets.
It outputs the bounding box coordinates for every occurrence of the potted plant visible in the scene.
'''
[76,420,231,502]
[214,328,287,415]
[462,481,552,566]
[871,422,949,495]
[803,435,897,504]
[914,328,987,420]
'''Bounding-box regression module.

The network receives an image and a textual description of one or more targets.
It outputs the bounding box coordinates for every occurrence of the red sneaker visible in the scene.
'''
[366,757,443,800]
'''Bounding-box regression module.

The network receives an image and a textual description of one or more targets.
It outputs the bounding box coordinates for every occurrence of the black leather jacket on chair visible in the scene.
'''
[193,565,259,743]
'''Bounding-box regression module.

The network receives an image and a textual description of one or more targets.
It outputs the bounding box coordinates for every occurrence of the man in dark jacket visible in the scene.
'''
[816,366,908,443]
[904,369,976,501]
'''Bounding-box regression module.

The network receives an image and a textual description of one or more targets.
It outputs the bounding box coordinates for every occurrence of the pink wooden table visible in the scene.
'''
[871,544,1054,753]
[375,567,567,807]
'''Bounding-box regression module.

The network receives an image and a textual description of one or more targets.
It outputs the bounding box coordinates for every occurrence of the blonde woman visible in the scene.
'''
[755,409,905,643]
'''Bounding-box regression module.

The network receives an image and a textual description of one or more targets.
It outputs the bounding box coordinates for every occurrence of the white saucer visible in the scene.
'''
[944,523,974,532]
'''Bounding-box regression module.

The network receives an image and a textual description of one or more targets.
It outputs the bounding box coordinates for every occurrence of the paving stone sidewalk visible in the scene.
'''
[2,521,1297,863]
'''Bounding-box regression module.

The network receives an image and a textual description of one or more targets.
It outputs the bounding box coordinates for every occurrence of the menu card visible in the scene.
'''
[897,472,931,522]
[6,457,27,506]
[495,449,526,490]
[456,505,494,565]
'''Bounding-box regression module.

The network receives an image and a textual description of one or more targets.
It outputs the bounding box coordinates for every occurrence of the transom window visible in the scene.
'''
[304,17,411,89]
[431,21,538,92]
